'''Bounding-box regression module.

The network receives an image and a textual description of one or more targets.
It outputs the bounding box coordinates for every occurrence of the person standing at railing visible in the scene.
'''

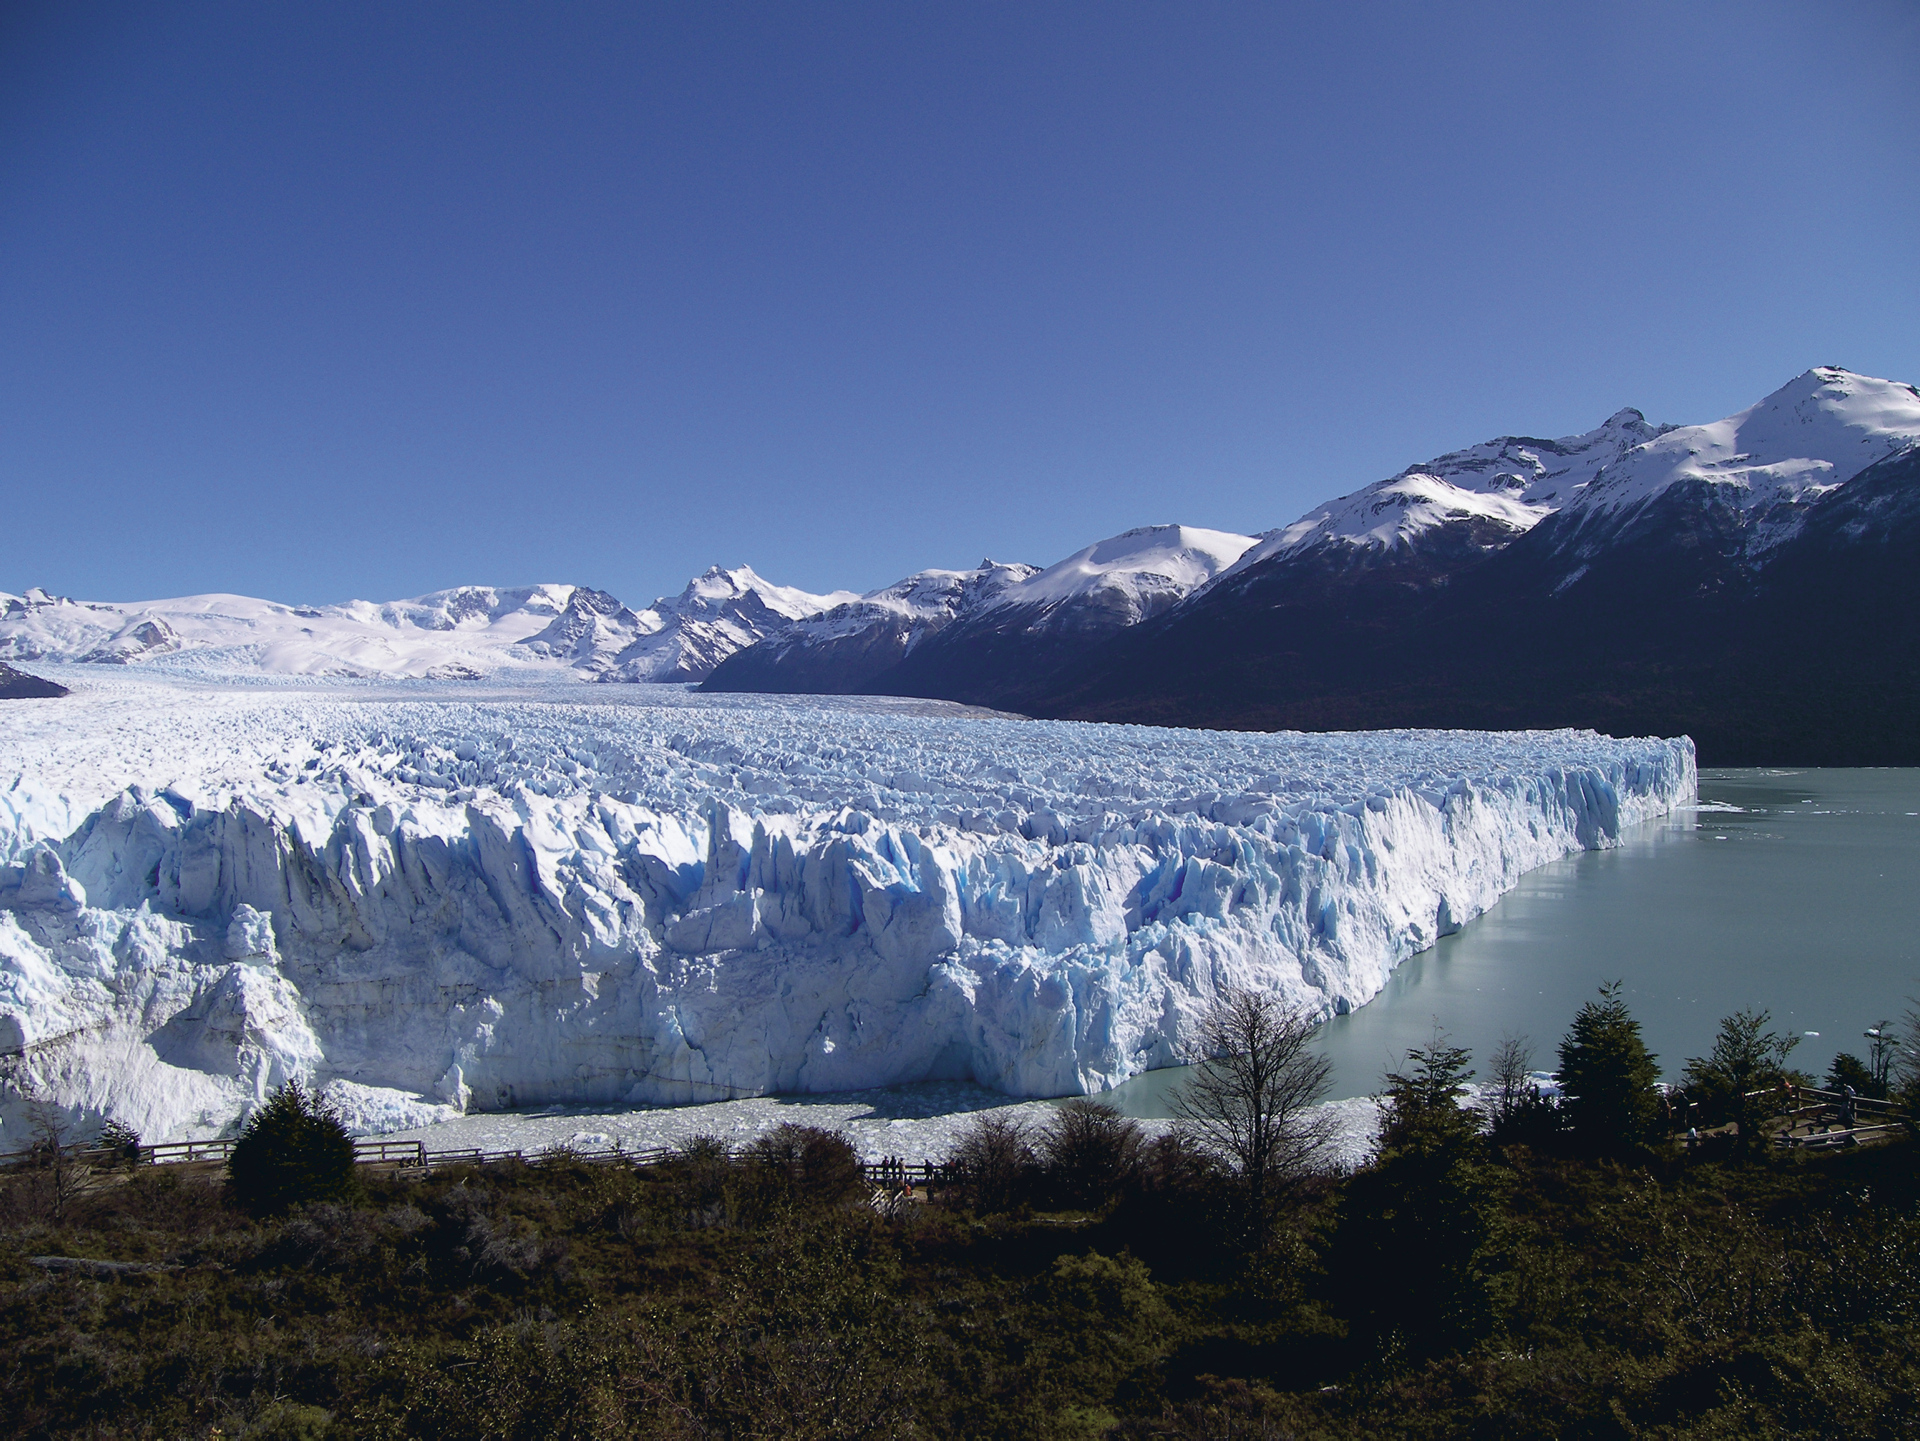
[1841,1084,1859,1132]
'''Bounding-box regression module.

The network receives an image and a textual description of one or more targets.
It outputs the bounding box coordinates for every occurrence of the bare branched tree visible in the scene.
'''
[1485,1032,1536,1126]
[1171,988,1332,1236]
[947,1111,1037,1215]
[25,1094,90,1223]
[1038,1100,1145,1209]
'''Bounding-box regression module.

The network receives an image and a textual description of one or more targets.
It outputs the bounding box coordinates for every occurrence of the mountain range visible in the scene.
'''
[6,366,1917,763]
[0,568,856,684]
[707,366,1920,764]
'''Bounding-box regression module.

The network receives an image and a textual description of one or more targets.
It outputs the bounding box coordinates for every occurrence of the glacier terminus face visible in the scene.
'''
[0,674,1695,1144]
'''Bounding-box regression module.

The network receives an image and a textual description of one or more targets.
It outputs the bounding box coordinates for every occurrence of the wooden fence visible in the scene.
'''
[1,1135,962,1186]
[1769,1084,1910,1150]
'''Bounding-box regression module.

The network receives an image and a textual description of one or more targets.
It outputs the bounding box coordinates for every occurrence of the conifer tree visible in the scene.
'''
[1335,1032,1496,1361]
[1377,1028,1479,1153]
[1683,1008,1799,1156]
[226,1081,358,1217]
[1556,981,1664,1156]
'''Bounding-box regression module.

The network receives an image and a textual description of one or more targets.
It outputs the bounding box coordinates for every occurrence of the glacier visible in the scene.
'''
[0,673,1693,1145]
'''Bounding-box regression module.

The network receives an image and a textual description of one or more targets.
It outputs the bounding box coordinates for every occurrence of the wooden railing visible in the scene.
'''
[1770,1084,1910,1150]
[0,1137,950,1176]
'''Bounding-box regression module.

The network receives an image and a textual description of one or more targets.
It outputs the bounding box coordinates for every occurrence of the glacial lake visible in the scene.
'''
[1105,768,1920,1112]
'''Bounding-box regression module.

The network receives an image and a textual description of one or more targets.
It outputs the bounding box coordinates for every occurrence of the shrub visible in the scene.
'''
[946,1111,1038,1215]
[226,1081,359,1217]
[1038,1100,1145,1209]
[746,1122,864,1204]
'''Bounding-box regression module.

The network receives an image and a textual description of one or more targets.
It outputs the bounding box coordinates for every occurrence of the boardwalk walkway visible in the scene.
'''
[0,1135,956,1190]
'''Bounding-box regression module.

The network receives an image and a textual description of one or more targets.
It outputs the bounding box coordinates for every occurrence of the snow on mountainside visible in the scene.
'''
[789,561,1041,643]
[1553,367,1920,553]
[991,525,1257,624]
[1228,366,1920,579]
[1012,369,1920,765]
[0,672,1692,1142]
[593,566,861,682]
[0,567,859,684]
[697,562,1042,695]
[0,585,580,679]
[700,526,1255,697]
[708,364,1917,711]
[1223,408,1674,576]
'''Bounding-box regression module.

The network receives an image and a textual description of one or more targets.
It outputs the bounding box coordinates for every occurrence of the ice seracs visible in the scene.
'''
[0,672,1693,1144]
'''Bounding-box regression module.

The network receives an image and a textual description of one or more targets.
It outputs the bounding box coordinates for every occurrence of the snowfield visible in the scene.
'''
[0,674,1693,1146]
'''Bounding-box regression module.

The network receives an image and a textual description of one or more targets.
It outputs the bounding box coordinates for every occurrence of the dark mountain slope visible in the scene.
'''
[0,661,68,698]
[1024,445,1920,765]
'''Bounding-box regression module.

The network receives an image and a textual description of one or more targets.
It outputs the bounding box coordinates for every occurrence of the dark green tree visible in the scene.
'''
[1556,981,1664,1156]
[745,1123,864,1205]
[1826,1052,1886,1101]
[947,1111,1038,1215]
[1377,1027,1479,1153]
[226,1081,358,1217]
[1333,1034,1497,1362]
[96,1118,142,1169]
[1683,1008,1799,1156]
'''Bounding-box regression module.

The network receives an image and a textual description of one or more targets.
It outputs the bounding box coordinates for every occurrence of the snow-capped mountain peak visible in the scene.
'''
[0,585,582,677]
[0,568,862,685]
[1231,406,1674,576]
[811,560,1041,635]
[666,564,858,625]
[1574,366,1920,519]
[994,524,1257,622]
[593,566,862,683]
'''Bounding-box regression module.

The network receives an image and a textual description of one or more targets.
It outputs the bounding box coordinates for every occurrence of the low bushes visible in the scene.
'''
[1,1105,1915,1438]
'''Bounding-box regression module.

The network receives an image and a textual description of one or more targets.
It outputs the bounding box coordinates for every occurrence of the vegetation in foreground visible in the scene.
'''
[3,990,1917,1440]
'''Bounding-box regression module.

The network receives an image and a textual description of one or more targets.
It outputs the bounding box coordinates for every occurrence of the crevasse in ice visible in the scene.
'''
[0,676,1694,1142]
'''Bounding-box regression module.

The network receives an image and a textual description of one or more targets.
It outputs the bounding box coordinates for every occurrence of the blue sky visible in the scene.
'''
[3,1,1916,606]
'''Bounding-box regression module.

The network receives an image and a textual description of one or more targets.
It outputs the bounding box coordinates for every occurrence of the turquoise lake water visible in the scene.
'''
[1103,768,1920,1112]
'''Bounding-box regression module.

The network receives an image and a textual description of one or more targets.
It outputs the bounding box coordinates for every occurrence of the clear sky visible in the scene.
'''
[3,1,1916,607]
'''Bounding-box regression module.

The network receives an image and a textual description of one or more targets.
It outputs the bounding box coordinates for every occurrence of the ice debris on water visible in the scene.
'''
[0,673,1694,1143]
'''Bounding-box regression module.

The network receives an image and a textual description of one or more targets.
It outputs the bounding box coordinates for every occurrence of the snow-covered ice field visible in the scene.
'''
[0,672,1693,1151]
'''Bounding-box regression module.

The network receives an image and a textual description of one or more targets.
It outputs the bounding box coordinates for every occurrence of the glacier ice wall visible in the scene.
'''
[0,675,1694,1142]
